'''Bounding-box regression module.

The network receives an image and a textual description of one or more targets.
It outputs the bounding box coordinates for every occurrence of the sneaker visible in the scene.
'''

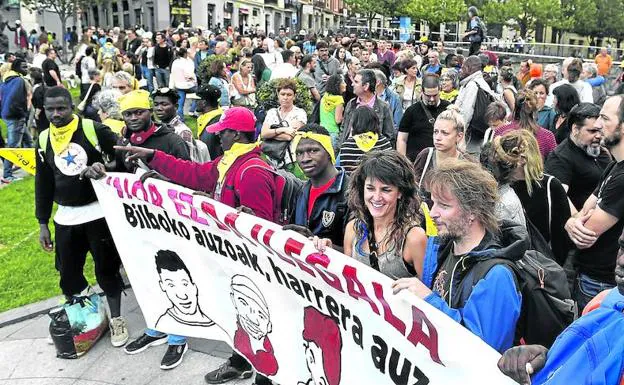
[109,316,129,347]
[124,333,167,355]
[1,176,22,184]
[204,359,253,384]
[160,343,188,370]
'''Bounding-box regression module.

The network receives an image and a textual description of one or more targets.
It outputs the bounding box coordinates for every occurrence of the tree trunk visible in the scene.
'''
[60,17,68,64]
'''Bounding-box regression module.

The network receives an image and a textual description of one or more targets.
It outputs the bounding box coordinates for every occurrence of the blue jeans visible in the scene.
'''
[154,68,170,89]
[3,118,32,178]
[145,328,186,346]
[141,65,154,93]
[574,273,615,313]
[177,88,196,118]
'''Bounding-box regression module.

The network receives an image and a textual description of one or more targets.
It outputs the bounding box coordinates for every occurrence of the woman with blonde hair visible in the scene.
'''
[490,130,571,264]
[494,89,557,159]
[414,108,473,198]
[230,57,256,108]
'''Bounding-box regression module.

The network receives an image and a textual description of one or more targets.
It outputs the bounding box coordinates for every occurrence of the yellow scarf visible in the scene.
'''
[352,132,379,152]
[103,118,125,134]
[197,108,224,137]
[321,94,344,112]
[440,89,459,102]
[292,131,336,164]
[2,70,21,82]
[217,142,258,183]
[50,115,79,155]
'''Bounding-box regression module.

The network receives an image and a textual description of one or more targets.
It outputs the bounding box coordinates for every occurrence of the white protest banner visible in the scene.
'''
[92,172,517,385]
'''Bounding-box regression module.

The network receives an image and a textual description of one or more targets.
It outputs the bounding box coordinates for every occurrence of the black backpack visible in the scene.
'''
[455,249,577,348]
[75,56,83,79]
[467,83,496,141]
[233,158,304,225]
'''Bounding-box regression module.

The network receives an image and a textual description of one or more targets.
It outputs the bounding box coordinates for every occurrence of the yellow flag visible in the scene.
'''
[0,148,36,175]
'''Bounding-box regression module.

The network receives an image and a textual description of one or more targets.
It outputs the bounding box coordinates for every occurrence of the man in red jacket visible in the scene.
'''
[116,106,276,385]
[119,107,276,221]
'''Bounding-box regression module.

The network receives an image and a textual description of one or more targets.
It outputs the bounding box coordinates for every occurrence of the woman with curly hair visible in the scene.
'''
[343,151,427,279]
[494,89,557,159]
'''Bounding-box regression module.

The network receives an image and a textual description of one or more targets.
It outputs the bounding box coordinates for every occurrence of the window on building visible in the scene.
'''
[123,0,129,11]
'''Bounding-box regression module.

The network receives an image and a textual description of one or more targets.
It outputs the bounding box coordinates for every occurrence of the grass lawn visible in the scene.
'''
[0,84,197,312]
[0,178,96,313]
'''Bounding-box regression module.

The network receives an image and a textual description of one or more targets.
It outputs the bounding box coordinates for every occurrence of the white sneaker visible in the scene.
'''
[109,316,129,347]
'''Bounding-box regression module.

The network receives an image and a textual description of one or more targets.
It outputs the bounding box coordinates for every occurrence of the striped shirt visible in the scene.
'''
[338,136,393,175]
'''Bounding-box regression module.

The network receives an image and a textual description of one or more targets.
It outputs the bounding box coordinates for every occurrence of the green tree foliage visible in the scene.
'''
[20,0,91,56]
[482,0,562,36]
[402,0,466,25]
[343,0,409,30]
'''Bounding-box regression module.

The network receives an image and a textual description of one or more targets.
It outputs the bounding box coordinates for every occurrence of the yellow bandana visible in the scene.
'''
[321,94,344,112]
[292,131,336,164]
[217,142,258,183]
[197,108,224,137]
[352,132,379,152]
[50,115,80,155]
[119,90,151,113]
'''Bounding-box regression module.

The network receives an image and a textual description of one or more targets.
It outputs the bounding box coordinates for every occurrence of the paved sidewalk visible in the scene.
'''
[0,288,255,385]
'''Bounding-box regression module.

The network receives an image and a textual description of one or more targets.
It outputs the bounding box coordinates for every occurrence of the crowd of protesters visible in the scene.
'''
[2,5,624,384]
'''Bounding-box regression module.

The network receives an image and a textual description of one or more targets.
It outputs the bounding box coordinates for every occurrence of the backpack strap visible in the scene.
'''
[37,128,50,160]
[38,120,101,154]
[82,118,101,153]
[452,257,519,309]
[546,175,553,240]
[231,156,276,206]
[418,148,434,189]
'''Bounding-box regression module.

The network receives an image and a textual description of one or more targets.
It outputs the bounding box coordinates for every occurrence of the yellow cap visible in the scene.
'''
[119,90,151,113]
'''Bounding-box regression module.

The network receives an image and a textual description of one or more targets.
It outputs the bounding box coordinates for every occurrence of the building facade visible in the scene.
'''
[79,0,344,34]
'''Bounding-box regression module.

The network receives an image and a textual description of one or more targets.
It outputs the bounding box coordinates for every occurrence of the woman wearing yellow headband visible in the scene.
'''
[343,151,427,280]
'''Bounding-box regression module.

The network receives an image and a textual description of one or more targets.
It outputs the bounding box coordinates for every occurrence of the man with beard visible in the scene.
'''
[497,237,624,384]
[564,95,624,311]
[545,103,612,212]
[297,55,320,102]
[397,74,451,162]
[392,159,524,353]
[314,41,341,96]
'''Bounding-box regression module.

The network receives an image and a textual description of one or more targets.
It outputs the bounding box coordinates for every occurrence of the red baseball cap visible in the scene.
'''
[206,107,257,133]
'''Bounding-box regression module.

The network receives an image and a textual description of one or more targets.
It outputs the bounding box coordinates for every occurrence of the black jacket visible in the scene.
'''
[115,125,190,172]
[292,168,350,247]
[35,119,118,224]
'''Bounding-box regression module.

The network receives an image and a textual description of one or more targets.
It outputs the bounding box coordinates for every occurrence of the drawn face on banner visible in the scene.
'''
[159,268,199,315]
[304,341,329,385]
[231,275,272,341]
[301,307,342,385]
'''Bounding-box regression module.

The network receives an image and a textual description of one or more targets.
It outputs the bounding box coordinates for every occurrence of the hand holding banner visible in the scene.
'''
[92,172,517,385]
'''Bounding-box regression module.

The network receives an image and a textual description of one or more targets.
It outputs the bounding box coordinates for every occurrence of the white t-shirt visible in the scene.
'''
[264,106,307,128]
[270,63,299,80]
